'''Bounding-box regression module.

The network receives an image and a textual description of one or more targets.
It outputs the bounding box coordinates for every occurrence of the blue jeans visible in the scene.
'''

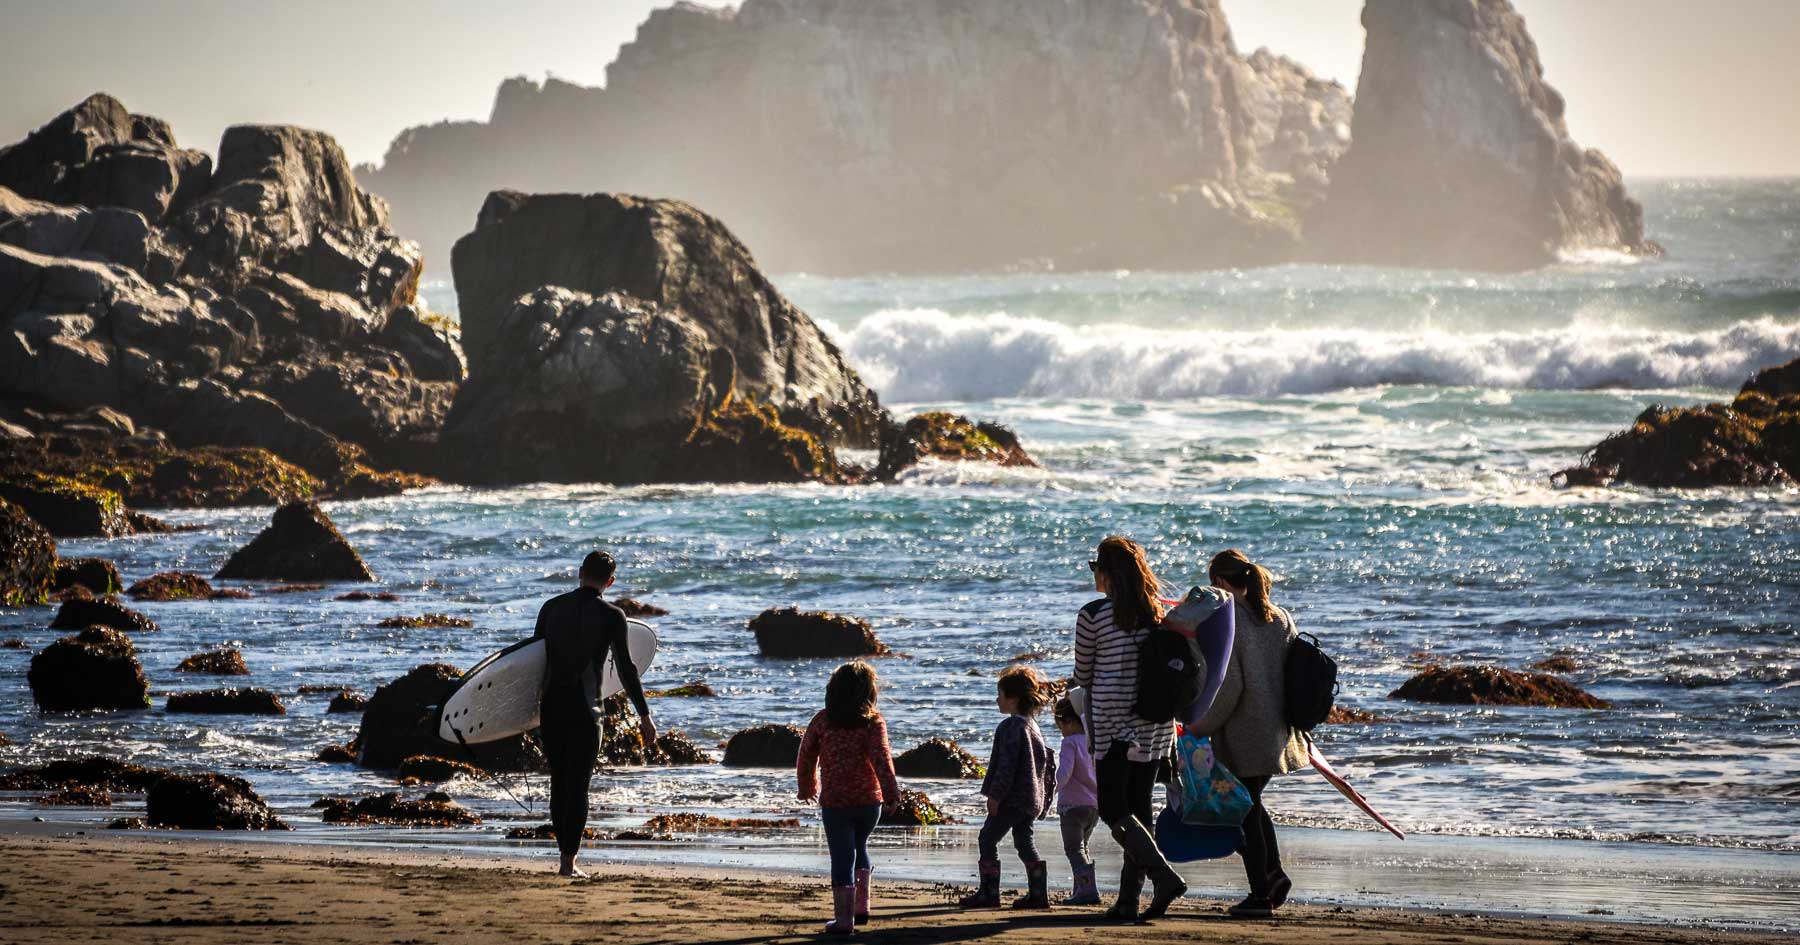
[821,804,881,887]
[977,806,1040,863]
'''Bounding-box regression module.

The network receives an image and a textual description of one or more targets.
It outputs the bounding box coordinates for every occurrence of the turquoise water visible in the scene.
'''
[2,180,1797,870]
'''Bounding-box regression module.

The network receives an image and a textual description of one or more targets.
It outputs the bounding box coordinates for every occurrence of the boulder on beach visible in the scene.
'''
[146,772,289,830]
[893,738,985,779]
[52,557,120,596]
[1555,366,1800,489]
[652,732,711,766]
[0,756,171,792]
[593,694,704,766]
[0,498,58,605]
[749,608,890,659]
[27,626,150,711]
[880,789,951,827]
[722,723,804,768]
[36,785,113,806]
[315,791,480,826]
[215,500,374,582]
[874,412,1038,481]
[1312,0,1657,269]
[175,648,250,675]
[1390,664,1610,709]
[355,663,539,771]
[396,755,482,783]
[166,687,286,715]
[49,595,158,634]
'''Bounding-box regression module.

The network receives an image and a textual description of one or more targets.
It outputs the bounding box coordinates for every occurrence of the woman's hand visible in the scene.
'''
[881,801,897,820]
[798,787,817,803]
[986,796,1000,816]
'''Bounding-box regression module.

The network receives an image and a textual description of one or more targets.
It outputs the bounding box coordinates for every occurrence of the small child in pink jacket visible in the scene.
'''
[1053,696,1101,905]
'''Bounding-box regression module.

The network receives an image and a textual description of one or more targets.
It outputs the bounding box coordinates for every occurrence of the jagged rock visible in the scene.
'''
[1313,0,1657,269]
[166,688,286,715]
[1390,664,1610,709]
[0,497,56,605]
[52,557,120,596]
[396,755,482,783]
[146,772,289,830]
[361,2,1351,275]
[749,608,889,659]
[326,691,368,713]
[894,738,985,779]
[49,595,158,633]
[0,94,458,491]
[0,473,129,537]
[27,627,149,711]
[880,789,951,827]
[0,756,170,792]
[874,412,1038,480]
[215,500,374,581]
[315,791,479,826]
[1744,360,1800,400]
[614,596,668,617]
[1556,364,1800,489]
[355,663,539,771]
[176,648,250,675]
[721,723,804,768]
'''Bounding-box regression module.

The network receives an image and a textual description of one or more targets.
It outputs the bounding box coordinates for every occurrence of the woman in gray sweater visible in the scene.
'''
[1192,549,1309,919]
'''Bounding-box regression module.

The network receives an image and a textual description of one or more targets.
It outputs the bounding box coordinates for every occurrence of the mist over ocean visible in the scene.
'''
[6,178,1798,858]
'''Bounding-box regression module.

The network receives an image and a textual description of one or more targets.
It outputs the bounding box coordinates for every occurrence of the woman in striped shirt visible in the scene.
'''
[1072,536,1188,921]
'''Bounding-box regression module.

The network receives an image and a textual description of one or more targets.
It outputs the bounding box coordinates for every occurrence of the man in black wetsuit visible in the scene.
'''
[533,550,654,877]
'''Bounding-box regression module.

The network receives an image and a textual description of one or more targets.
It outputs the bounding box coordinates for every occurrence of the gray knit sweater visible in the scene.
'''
[1192,601,1309,778]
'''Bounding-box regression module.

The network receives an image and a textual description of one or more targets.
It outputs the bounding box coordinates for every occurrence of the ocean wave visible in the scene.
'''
[839,310,1800,401]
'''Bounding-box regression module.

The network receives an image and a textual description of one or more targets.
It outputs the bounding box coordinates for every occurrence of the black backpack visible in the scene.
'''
[1133,623,1206,724]
[1283,632,1339,731]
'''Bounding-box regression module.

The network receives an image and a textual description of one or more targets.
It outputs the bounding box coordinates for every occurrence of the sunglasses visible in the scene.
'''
[1087,560,1100,573]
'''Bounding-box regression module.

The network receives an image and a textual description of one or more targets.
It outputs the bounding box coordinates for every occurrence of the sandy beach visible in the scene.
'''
[0,830,1788,945]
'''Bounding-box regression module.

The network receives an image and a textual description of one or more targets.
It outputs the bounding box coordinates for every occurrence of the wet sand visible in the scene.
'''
[0,831,1788,945]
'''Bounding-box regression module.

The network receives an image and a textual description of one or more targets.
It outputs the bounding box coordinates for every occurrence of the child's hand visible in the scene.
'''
[798,787,817,802]
[881,801,897,820]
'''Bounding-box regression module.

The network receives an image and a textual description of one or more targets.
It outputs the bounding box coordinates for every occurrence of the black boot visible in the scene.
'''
[1111,818,1187,920]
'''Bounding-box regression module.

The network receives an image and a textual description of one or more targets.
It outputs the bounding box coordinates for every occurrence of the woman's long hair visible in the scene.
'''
[1095,535,1164,631]
[825,660,880,728]
[1209,549,1278,624]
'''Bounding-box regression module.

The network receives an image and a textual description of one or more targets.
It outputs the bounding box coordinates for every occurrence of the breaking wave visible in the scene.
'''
[838,309,1800,401]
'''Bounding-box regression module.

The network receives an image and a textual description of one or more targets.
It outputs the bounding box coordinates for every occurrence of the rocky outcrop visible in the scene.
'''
[0,429,323,510]
[27,627,150,711]
[326,691,368,713]
[315,791,480,826]
[893,738,985,779]
[0,94,459,490]
[1313,0,1657,269]
[880,790,950,827]
[0,498,57,605]
[175,648,250,675]
[215,500,374,582]
[1556,359,1800,489]
[374,613,472,629]
[1390,664,1609,709]
[749,608,890,659]
[721,723,804,768]
[396,755,481,783]
[49,595,158,633]
[53,557,120,596]
[355,663,539,771]
[167,688,285,714]
[361,2,1351,275]
[874,413,1038,481]
[146,773,289,830]
[0,756,170,792]
[129,571,246,601]
[0,473,129,537]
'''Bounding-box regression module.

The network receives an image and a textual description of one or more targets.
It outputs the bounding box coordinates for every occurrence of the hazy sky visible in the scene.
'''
[2,0,1796,177]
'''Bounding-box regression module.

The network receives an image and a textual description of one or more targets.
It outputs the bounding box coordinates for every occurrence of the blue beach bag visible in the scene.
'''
[1174,729,1253,827]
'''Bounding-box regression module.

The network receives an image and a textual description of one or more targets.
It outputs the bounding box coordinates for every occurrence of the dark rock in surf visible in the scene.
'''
[52,557,120,596]
[722,723,804,768]
[355,663,539,772]
[36,785,113,806]
[0,475,130,537]
[166,687,286,715]
[1390,664,1609,709]
[215,500,374,582]
[0,498,57,605]
[49,595,158,634]
[327,691,368,713]
[397,755,483,783]
[315,740,358,763]
[749,608,890,659]
[175,648,250,675]
[314,791,480,826]
[146,772,289,830]
[614,596,668,617]
[652,732,711,766]
[1322,705,1389,725]
[647,680,716,698]
[1743,359,1800,400]
[0,756,170,792]
[894,738,985,779]
[1312,0,1657,269]
[880,789,952,827]
[27,627,150,711]
[874,412,1038,481]
[130,571,237,601]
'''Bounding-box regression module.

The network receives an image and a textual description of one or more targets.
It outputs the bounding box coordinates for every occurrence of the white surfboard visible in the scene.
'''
[437,618,658,745]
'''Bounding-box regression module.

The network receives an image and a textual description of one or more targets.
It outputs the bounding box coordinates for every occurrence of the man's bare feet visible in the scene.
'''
[558,856,587,879]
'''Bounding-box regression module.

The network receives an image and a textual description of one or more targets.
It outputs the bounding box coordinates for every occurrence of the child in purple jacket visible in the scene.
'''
[1053,695,1101,905]
[960,665,1057,909]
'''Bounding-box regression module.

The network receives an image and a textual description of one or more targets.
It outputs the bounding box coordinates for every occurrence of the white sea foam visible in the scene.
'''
[840,310,1800,401]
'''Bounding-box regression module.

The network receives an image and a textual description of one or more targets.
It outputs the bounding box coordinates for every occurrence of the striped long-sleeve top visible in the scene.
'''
[1072,597,1175,763]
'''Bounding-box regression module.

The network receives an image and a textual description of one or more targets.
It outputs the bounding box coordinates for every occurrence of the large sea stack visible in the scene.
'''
[436,191,883,484]
[0,94,458,494]
[1311,0,1658,269]
[358,0,1352,274]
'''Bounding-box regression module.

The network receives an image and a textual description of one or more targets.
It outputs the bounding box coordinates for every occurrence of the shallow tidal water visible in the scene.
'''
[2,179,1797,925]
